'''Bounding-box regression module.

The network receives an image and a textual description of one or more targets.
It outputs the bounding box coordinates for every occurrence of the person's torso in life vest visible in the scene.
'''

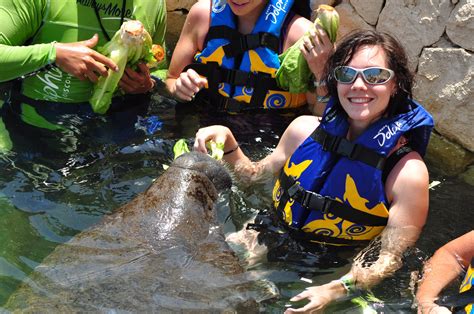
[458,259,474,313]
[21,0,164,103]
[272,99,434,246]
[188,0,307,112]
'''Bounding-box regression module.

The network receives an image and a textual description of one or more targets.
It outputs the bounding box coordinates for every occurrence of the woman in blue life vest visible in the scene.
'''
[417,231,474,314]
[193,30,434,312]
[165,0,333,115]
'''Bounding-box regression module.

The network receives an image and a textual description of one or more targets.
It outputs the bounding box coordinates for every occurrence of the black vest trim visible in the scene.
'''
[311,127,386,170]
[184,62,282,112]
[278,173,389,227]
[206,25,279,57]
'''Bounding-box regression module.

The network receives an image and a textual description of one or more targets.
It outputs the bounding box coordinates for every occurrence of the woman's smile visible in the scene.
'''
[348,96,373,105]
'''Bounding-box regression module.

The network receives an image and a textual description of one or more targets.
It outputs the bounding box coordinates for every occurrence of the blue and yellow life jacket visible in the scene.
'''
[458,260,474,313]
[272,99,434,246]
[186,0,307,112]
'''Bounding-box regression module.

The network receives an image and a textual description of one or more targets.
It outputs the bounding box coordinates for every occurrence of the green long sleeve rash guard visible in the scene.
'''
[0,0,167,103]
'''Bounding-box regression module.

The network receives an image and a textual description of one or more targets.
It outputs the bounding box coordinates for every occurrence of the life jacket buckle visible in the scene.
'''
[287,180,302,200]
[322,133,340,152]
[336,139,357,159]
[246,222,263,231]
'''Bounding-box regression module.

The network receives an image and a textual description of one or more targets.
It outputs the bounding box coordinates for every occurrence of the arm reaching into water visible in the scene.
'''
[194,116,322,183]
[286,150,430,313]
[416,231,474,314]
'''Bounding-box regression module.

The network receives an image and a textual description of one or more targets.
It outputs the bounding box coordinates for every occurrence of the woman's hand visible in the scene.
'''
[194,125,232,154]
[284,280,346,314]
[300,25,334,80]
[119,63,155,94]
[417,301,452,314]
[172,68,207,101]
[55,34,118,82]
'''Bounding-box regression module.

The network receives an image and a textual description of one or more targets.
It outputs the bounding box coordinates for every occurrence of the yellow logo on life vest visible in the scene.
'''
[273,159,313,225]
[302,174,388,243]
[248,50,277,76]
[460,264,473,313]
[196,47,226,66]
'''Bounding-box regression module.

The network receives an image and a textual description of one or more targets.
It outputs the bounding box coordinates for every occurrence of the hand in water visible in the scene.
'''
[284,281,346,314]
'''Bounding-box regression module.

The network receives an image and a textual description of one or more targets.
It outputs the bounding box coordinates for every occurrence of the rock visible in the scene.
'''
[425,132,474,176]
[335,2,373,41]
[350,0,384,25]
[377,0,453,69]
[414,48,474,152]
[446,0,474,51]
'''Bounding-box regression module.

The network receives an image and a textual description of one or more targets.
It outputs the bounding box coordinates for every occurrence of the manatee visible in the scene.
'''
[5,152,276,313]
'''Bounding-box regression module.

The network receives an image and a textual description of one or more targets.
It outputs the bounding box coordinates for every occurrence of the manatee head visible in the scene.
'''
[171,152,232,192]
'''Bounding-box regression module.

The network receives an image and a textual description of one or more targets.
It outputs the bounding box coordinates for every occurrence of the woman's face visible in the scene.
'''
[337,45,396,127]
[227,0,267,17]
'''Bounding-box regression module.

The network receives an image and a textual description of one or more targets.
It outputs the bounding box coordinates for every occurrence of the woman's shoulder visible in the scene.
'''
[283,14,313,48]
[285,115,320,139]
[187,0,211,25]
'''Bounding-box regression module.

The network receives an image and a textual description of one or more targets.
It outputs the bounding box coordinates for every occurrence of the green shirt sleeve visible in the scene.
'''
[0,0,54,82]
[149,0,168,81]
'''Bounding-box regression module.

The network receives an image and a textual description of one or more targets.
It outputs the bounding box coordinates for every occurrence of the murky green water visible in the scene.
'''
[0,94,472,312]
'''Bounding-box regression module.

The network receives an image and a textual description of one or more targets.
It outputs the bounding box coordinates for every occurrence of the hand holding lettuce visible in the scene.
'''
[173,139,225,161]
[89,20,165,114]
[275,5,339,93]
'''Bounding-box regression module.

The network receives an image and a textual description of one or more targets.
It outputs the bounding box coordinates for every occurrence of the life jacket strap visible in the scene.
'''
[207,26,279,57]
[312,127,386,170]
[185,63,279,90]
[185,62,282,112]
[247,215,369,246]
[279,173,389,227]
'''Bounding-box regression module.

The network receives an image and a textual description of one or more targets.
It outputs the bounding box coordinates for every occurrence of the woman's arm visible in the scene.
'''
[286,151,430,313]
[0,0,53,81]
[0,0,118,83]
[350,151,430,287]
[194,115,320,182]
[165,0,210,101]
[416,231,474,313]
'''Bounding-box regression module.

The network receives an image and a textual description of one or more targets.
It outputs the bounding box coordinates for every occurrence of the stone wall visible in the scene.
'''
[165,0,474,180]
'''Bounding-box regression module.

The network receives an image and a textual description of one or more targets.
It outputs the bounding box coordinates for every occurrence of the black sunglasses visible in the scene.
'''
[334,66,394,85]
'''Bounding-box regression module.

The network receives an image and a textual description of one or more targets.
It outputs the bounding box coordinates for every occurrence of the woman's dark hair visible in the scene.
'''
[323,29,414,116]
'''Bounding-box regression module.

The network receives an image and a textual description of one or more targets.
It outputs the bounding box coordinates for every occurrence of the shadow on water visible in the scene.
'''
[0,92,472,312]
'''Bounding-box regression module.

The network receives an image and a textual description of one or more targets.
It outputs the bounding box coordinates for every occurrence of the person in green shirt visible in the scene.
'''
[0,0,167,153]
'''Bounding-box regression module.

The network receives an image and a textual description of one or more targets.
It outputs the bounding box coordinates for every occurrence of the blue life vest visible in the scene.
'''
[273,98,434,246]
[459,260,474,313]
[187,0,307,112]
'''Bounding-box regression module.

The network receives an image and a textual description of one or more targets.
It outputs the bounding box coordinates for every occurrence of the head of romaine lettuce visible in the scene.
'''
[89,20,157,114]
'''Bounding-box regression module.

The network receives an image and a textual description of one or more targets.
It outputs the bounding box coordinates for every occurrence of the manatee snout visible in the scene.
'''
[172,152,232,192]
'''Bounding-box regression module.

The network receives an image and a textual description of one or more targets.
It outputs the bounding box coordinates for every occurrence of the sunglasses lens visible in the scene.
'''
[363,68,392,84]
[334,67,357,83]
[334,66,393,84]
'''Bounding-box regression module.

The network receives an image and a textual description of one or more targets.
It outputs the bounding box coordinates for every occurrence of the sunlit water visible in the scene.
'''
[0,94,472,312]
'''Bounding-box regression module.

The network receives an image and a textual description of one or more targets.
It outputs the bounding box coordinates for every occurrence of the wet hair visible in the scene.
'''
[323,29,414,116]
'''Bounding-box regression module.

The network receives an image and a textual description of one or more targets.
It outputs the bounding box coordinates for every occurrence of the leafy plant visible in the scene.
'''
[89,20,164,114]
